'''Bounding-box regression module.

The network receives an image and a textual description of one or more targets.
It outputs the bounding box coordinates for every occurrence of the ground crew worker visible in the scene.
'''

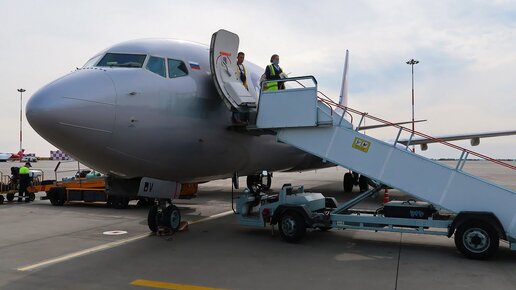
[236,52,248,90]
[263,54,286,91]
[232,51,250,124]
[18,162,31,202]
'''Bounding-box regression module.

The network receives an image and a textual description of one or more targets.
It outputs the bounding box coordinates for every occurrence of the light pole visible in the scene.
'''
[406,59,419,152]
[17,88,26,153]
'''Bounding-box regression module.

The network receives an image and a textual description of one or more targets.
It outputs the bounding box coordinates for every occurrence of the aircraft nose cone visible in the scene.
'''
[26,69,116,152]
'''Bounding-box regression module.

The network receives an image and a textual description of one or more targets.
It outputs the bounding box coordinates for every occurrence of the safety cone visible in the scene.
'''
[383,189,390,204]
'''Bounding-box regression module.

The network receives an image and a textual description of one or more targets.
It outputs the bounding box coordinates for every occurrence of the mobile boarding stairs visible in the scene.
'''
[247,75,516,258]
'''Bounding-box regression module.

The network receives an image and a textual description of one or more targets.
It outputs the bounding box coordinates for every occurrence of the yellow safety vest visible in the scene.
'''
[264,64,281,91]
[19,166,30,174]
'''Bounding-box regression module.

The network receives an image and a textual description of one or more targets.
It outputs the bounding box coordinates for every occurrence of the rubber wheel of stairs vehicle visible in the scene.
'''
[148,205,160,232]
[454,220,499,260]
[0,195,4,204]
[359,175,370,192]
[6,193,14,202]
[278,211,306,243]
[162,205,181,232]
[29,192,35,202]
[343,173,354,193]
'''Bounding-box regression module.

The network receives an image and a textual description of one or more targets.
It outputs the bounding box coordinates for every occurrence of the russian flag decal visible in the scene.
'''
[189,61,200,70]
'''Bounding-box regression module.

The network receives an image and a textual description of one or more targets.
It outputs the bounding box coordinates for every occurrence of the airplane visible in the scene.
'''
[26,29,516,232]
[0,149,25,162]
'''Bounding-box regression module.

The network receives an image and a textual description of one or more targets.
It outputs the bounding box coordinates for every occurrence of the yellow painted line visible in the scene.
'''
[17,210,234,272]
[131,279,227,290]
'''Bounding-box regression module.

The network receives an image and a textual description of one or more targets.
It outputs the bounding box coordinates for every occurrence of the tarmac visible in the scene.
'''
[0,160,515,290]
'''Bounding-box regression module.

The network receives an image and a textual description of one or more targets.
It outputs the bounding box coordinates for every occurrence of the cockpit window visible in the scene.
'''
[96,53,146,68]
[82,54,102,68]
[168,59,188,78]
[145,56,166,77]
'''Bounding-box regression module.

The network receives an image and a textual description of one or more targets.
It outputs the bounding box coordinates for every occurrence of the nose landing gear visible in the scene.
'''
[147,199,182,233]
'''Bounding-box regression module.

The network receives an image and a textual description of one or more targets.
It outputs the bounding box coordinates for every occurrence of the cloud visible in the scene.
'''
[0,0,514,159]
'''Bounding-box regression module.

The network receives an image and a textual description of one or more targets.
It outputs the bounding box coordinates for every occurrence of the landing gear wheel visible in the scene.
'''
[6,193,14,202]
[48,187,66,206]
[148,205,160,232]
[343,173,354,193]
[359,175,370,192]
[246,173,272,193]
[278,211,306,243]
[109,195,130,209]
[0,195,4,204]
[29,192,35,202]
[137,197,154,207]
[162,204,181,232]
[454,221,499,260]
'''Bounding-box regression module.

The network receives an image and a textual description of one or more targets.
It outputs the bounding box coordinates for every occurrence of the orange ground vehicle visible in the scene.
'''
[2,162,199,207]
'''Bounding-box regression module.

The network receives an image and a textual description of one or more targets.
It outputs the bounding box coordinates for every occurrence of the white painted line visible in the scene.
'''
[17,233,149,272]
[189,210,233,225]
[17,210,234,272]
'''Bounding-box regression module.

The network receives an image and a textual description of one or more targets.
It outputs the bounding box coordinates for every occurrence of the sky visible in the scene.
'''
[0,0,515,159]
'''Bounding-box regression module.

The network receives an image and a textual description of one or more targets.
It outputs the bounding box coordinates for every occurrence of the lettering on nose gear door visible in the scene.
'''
[138,177,181,199]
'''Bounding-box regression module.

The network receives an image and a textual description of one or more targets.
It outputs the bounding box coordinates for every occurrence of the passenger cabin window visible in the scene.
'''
[146,56,166,77]
[96,53,146,68]
[168,59,188,78]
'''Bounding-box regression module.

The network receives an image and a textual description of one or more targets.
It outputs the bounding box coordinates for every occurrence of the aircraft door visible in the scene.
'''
[210,29,256,111]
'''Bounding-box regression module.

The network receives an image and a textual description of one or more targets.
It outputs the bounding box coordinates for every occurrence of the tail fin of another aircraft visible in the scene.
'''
[338,50,349,107]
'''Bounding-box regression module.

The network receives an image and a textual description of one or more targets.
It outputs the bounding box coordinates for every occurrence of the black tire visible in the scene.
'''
[247,173,272,193]
[162,204,181,232]
[29,192,35,202]
[278,211,306,243]
[48,187,66,206]
[246,175,260,194]
[263,174,272,190]
[137,198,154,207]
[343,173,354,193]
[0,195,4,204]
[109,195,130,209]
[454,220,499,260]
[6,193,14,202]
[147,205,160,232]
[359,175,370,192]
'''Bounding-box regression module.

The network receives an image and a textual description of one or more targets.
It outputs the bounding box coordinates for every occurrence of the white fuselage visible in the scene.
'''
[26,39,326,182]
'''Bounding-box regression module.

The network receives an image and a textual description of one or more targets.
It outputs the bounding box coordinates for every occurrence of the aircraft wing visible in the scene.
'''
[397,130,516,150]
[0,153,11,160]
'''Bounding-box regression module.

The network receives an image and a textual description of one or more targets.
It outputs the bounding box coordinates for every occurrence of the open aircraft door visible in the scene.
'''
[210,29,256,111]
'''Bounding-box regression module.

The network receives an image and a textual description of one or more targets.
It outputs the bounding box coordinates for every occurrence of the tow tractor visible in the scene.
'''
[235,184,503,260]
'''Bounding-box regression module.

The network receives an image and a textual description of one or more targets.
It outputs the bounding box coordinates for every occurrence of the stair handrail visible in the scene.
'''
[318,97,516,171]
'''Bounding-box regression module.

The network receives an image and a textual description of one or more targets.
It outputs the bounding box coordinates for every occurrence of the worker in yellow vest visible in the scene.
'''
[263,54,286,91]
[18,162,31,202]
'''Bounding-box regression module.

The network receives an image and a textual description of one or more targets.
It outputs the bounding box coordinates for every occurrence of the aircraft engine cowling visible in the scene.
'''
[470,137,480,146]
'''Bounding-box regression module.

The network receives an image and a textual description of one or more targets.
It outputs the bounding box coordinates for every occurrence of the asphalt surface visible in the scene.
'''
[0,161,515,290]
